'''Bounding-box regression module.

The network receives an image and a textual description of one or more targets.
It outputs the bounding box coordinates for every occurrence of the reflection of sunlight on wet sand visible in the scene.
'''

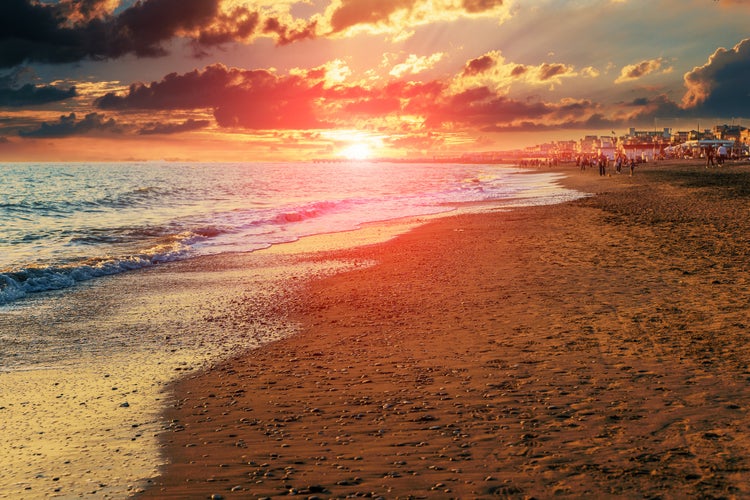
[0,260,294,498]
[0,355,185,498]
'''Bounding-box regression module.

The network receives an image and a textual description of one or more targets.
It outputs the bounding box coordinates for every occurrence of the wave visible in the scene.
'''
[0,232,201,305]
[271,200,342,224]
[0,185,188,219]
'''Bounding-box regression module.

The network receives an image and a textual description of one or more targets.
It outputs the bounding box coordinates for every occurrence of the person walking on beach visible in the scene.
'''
[718,144,727,165]
[706,146,715,168]
[629,157,636,176]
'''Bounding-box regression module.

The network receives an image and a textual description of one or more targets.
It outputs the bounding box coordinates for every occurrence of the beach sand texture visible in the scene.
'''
[139,161,750,499]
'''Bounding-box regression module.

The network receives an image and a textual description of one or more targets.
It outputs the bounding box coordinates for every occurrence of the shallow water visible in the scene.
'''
[0,161,578,306]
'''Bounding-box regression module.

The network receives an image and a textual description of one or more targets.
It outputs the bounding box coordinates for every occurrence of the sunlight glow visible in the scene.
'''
[340,142,372,161]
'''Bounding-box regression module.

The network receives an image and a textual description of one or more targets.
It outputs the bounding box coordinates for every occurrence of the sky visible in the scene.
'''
[0,0,748,162]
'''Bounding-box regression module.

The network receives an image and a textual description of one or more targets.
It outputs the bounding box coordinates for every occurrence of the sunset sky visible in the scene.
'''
[0,0,749,161]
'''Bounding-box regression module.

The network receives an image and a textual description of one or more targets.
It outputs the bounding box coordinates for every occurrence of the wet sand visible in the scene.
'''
[142,160,750,499]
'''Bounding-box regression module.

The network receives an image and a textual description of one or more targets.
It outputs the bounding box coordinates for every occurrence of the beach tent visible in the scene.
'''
[677,139,736,157]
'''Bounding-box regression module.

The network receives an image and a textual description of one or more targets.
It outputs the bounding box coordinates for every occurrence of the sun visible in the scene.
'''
[340,142,372,161]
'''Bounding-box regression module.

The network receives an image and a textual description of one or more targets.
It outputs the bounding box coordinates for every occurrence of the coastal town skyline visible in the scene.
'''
[0,0,749,162]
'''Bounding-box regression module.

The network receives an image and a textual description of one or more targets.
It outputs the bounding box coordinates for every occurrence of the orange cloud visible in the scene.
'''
[614,57,671,84]
[322,0,511,39]
[389,53,445,77]
[455,51,579,93]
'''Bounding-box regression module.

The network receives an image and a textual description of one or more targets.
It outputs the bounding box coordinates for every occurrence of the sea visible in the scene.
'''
[0,161,585,498]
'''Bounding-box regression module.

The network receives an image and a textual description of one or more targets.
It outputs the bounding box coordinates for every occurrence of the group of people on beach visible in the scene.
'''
[704,145,728,168]
[576,153,636,176]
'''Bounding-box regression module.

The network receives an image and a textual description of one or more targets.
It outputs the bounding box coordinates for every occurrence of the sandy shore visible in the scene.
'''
[141,160,750,499]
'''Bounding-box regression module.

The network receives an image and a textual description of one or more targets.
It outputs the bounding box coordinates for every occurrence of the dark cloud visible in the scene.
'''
[0,0,315,68]
[262,16,317,45]
[682,37,750,116]
[96,64,235,110]
[462,0,504,14]
[0,67,77,106]
[19,112,120,138]
[328,0,413,34]
[511,65,528,77]
[462,54,495,77]
[112,0,220,57]
[327,0,505,34]
[96,63,330,130]
[196,7,261,46]
[138,118,210,135]
[538,63,569,81]
[484,113,619,133]
[0,0,223,67]
[423,86,551,128]
[0,83,76,107]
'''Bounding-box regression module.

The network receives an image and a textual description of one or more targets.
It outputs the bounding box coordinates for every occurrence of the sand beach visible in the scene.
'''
[132,159,750,499]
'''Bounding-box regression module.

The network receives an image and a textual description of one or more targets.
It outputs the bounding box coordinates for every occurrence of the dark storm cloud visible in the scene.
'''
[0,0,222,67]
[682,37,750,116]
[138,118,210,135]
[19,112,120,137]
[0,0,308,68]
[0,83,76,106]
[95,64,260,111]
[0,68,77,106]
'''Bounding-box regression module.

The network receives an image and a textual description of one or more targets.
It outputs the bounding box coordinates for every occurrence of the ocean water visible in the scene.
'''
[0,161,580,307]
[0,161,585,498]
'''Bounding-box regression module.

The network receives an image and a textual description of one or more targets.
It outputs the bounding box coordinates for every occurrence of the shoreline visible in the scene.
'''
[141,159,750,498]
[0,164,574,498]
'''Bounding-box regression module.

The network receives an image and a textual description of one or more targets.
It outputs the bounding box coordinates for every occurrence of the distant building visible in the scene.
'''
[579,135,600,154]
[598,137,617,160]
[714,124,746,141]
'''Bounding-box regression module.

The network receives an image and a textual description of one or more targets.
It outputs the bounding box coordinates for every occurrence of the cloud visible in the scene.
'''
[261,15,318,45]
[0,0,319,68]
[0,83,77,106]
[422,85,552,128]
[96,63,337,129]
[681,37,750,115]
[615,57,670,84]
[1,0,513,69]
[95,64,235,110]
[323,0,510,37]
[389,53,444,77]
[19,112,120,137]
[138,118,210,135]
[462,54,496,77]
[91,55,615,137]
[0,68,77,106]
[455,51,579,94]
[0,0,223,67]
